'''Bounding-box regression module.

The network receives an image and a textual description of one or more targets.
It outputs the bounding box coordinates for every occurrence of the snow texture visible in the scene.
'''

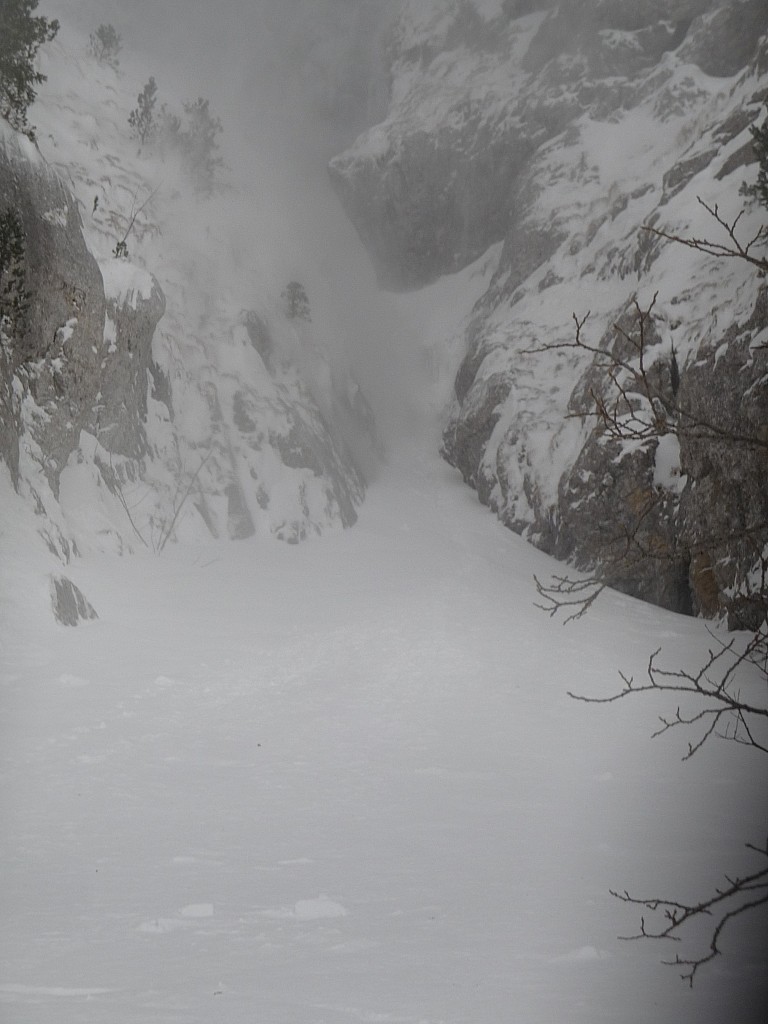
[1,440,766,1023]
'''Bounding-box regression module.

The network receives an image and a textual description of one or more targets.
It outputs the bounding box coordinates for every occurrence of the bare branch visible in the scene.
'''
[533,572,605,622]
[114,183,161,257]
[643,198,768,274]
[533,188,768,984]
[104,448,149,549]
[155,447,212,552]
[610,841,768,986]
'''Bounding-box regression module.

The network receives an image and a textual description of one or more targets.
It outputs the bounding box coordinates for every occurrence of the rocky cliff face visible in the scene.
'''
[0,25,369,618]
[0,128,169,568]
[330,0,763,290]
[0,130,106,489]
[330,0,768,621]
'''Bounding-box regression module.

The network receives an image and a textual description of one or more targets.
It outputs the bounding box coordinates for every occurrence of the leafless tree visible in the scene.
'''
[534,193,768,984]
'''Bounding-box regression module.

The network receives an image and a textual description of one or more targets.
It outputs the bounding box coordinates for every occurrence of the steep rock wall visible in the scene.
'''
[332,0,768,620]
[0,130,106,486]
[328,0,755,290]
[0,20,370,581]
[0,130,173,565]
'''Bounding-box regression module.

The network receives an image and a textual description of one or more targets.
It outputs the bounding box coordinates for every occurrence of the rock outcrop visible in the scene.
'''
[332,0,768,621]
[50,574,98,626]
[98,264,167,460]
[328,0,761,291]
[676,287,768,628]
[0,26,371,620]
[0,130,106,486]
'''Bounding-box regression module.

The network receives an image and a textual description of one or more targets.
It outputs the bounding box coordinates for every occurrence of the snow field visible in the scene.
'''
[1,446,765,1024]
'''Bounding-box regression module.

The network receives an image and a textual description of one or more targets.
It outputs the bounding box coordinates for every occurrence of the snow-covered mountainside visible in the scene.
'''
[0,18,372,622]
[330,0,768,622]
[2,9,767,1021]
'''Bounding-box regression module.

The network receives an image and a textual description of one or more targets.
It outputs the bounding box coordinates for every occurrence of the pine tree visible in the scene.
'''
[179,97,224,195]
[128,76,158,147]
[0,0,59,138]
[88,24,121,69]
[282,281,311,322]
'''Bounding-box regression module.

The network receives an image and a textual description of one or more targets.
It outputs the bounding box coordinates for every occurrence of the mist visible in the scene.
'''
[49,0,431,455]
[4,6,767,1021]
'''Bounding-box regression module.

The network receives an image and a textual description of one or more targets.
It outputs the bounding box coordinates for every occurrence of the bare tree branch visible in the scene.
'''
[113,184,161,258]
[609,838,768,986]
[532,189,768,983]
[155,447,212,553]
[644,198,768,275]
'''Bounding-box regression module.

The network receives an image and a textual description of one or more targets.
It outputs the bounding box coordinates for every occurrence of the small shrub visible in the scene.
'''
[88,23,121,69]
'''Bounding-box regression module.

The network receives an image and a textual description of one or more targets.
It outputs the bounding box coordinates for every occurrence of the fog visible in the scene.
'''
[51,0,434,454]
[64,0,393,152]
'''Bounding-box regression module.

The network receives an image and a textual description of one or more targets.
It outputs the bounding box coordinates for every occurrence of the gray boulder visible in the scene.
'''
[50,574,98,626]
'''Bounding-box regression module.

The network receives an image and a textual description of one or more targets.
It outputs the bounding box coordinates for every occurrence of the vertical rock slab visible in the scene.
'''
[0,129,106,486]
[98,260,167,459]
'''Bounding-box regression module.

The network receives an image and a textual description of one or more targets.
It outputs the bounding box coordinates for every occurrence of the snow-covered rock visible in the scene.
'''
[0,125,106,489]
[331,0,768,620]
[0,19,369,583]
[49,573,98,626]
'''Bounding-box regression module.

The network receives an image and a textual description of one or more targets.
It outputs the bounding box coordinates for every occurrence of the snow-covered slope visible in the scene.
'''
[330,0,768,620]
[0,17,372,626]
[1,441,766,1024]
